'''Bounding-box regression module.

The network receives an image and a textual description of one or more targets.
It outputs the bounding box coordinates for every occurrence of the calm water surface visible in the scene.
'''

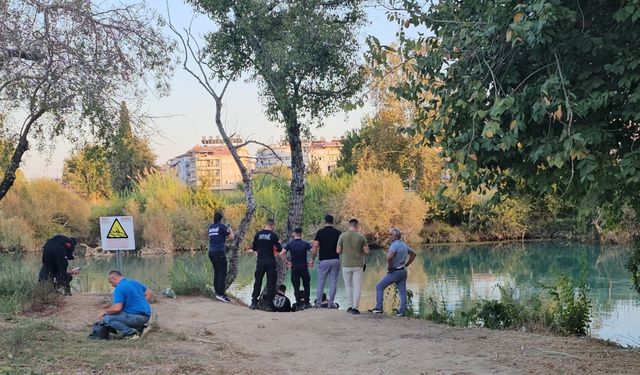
[5,241,639,347]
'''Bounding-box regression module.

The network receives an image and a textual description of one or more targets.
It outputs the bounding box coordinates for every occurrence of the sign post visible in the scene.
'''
[99,216,136,273]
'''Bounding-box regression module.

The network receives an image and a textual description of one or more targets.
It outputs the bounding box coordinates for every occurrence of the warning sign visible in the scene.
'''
[100,216,135,250]
[107,218,128,239]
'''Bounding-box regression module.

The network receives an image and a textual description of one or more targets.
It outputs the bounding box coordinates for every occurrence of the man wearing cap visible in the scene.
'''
[249,218,283,310]
[310,214,341,308]
[368,228,417,317]
[38,234,80,296]
[336,218,369,314]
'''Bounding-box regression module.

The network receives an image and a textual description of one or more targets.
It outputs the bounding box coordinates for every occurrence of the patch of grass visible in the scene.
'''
[405,276,592,337]
[168,253,212,296]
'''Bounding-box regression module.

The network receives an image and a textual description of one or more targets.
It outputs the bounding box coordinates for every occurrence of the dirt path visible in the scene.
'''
[50,293,640,374]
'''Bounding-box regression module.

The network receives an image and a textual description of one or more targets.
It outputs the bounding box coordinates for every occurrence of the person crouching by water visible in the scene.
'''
[249,218,282,311]
[368,228,416,317]
[208,211,234,303]
[38,235,80,296]
[281,227,312,310]
[98,270,151,340]
[273,284,292,312]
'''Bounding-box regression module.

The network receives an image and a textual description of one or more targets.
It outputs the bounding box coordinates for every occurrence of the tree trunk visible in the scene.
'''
[210,97,257,289]
[275,121,306,290]
[0,109,45,202]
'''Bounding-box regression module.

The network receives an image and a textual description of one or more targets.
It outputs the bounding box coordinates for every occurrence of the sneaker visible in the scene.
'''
[329,303,340,309]
[216,295,230,303]
[249,302,258,310]
[350,308,360,315]
[395,312,406,317]
[123,332,140,341]
[304,303,313,309]
[368,308,383,314]
[346,307,353,313]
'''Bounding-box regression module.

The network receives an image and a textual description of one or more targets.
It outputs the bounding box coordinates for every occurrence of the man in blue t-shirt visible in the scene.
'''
[98,270,151,340]
[282,227,312,309]
[208,211,235,302]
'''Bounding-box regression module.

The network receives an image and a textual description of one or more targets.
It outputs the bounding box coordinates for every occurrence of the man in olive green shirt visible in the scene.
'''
[336,218,369,314]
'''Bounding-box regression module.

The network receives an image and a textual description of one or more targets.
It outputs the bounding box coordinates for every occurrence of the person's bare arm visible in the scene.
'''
[405,249,417,268]
[98,302,123,319]
[227,227,235,241]
[144,288,152,302]
[362,244,370,255]
[310,240,319,260]
[336,244,342,254]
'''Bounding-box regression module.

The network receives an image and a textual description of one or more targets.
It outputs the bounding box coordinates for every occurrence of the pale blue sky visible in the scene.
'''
[23,1,402,178]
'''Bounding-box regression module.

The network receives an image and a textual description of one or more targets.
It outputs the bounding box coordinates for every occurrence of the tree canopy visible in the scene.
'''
[109,102,156,194]
[372,0,640,213]
[189,0,367,233]
[0,0,173,201]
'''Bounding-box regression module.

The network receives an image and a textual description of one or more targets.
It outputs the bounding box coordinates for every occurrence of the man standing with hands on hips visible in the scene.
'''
[369,228,416,317]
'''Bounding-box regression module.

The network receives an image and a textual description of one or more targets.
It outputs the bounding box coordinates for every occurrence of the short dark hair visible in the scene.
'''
[266,218,275,226]
[324,215,334,224]
[278,284,286,292]
[213,212,224,223]
[293,227,303,234]
[348,218,359,226]
[108,270,122,277]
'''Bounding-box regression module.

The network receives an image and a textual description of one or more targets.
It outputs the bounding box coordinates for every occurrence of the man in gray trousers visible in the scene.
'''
[310,215,341,308]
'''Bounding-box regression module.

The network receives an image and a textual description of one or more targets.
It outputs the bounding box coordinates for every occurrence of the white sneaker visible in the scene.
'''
[216,295,230,303]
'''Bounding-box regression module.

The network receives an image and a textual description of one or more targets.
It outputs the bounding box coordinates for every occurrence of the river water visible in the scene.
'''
[5,241,639,347]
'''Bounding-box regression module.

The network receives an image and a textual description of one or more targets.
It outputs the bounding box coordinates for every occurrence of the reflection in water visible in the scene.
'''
[5,241,639,346]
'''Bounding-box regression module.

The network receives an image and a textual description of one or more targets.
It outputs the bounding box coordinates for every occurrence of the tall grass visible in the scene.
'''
[401,276,592,336]
[168,254,213,296]
[0,256,59,317]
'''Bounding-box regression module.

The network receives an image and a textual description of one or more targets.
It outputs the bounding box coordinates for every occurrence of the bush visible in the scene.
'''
[0,257,59,317]
[340,169,427,243]
[0,216,36,252]
[0,179,90,249]
[168,255,212,296]
[544,276,592,335]
[420,296,455,325]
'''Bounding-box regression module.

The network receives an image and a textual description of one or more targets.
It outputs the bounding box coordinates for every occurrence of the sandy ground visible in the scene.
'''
[50,294,640,375]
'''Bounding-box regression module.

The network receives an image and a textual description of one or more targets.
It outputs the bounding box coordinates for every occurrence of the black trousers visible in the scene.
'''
[208,251,228,296]
[252,260,277,305]
[291,266,311,304]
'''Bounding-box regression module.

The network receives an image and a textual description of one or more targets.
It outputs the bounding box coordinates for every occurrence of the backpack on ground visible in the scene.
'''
[89,322,115,340]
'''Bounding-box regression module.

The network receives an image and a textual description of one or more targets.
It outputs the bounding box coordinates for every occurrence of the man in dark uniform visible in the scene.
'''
[282,227,312,310]
[249,219,282,310]
[38,235,80,295]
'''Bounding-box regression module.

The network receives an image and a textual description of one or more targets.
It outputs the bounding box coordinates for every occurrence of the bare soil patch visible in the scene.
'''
[2,294,639,374]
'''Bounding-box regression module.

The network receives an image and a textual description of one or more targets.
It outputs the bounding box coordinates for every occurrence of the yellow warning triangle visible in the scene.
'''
[107,218,128,239]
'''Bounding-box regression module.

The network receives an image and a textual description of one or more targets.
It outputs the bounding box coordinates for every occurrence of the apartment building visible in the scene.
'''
[169,136,250,190]
[255,139,341,175]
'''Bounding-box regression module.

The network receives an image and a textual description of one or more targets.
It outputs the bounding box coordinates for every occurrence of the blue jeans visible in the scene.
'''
[316,259,340,305]
[375,269,408,314]
[103,311,149,336]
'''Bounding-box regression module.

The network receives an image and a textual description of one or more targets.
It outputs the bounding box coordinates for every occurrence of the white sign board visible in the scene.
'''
[99,216,136,251]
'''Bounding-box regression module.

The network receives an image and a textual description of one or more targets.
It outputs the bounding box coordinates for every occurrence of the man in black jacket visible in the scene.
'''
[249,219,282,310]
[38,235,80,295]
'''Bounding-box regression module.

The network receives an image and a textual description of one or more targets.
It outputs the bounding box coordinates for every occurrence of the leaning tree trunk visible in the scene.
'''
[0,109,45,201]
[210,97,257,289]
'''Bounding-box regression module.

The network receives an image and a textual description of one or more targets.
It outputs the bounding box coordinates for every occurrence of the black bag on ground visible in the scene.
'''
[89,322,114,340]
